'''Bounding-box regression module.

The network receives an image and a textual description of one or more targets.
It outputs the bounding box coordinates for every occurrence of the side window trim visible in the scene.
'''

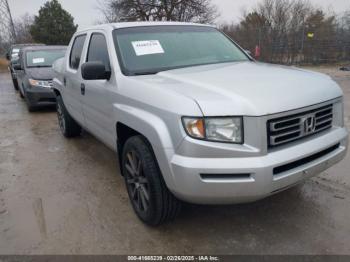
[69,33,87,70]
[86,32,111,70]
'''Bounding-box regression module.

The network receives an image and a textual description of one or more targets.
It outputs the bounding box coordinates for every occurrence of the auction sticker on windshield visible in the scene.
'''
[132,40,164,56]
[33,58,45,64]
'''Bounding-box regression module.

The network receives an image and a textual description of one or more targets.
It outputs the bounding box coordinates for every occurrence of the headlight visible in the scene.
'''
[182,117,243,143]
[29,79,51,88]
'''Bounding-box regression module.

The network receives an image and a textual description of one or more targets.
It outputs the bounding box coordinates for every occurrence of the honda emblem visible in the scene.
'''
[302,115,316,135]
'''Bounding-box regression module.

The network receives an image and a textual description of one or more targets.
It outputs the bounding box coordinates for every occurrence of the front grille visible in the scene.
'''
[268,104,333,148]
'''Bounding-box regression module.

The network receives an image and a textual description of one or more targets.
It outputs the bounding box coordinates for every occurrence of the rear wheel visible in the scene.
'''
[122,136,181,226]
[56,95,81,137]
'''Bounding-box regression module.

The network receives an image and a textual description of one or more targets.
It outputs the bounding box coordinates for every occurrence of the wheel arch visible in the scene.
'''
[53,88,61,97]
[113,104,178,190]
[116,122,162,175]
[116,122,143,174]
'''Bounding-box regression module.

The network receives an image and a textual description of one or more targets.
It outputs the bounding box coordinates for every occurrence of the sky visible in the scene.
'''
[8,0,350,29]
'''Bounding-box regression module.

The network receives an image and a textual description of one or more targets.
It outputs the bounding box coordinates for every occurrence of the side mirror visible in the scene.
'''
[13,63,22,70]
[81,62,111,80]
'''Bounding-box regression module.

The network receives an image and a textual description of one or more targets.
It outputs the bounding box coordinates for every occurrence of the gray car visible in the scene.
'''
[53,22,348,225]
[15,45,66,111]
[6,43,45,91]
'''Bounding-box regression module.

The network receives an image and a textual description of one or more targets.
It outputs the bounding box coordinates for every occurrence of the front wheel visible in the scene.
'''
[122,136,181,226]
[56,96,81,137]
[19,86,24,99]
[11,77,19,91]
[26,98,36,112]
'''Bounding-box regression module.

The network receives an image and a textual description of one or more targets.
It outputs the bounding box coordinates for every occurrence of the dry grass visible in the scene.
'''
[300,65,350,78]
[0,58,9,72]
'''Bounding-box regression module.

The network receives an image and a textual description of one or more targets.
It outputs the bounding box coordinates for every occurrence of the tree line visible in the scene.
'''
[13,0,77,45]
[6,0,350,64]
[98,0,218,24]
[220,0,350,64]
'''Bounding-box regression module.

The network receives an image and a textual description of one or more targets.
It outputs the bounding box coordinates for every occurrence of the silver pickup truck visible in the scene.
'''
[53,22,348,225]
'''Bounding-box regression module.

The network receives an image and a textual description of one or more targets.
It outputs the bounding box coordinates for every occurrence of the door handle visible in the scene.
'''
[81,83,85,95]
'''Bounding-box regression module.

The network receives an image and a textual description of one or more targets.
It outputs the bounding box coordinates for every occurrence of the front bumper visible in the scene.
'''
[26,88,56,106]
[169,127,348,204]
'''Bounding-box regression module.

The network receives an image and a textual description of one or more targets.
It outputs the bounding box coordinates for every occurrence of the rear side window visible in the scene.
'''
[70,35,86,69]
[87,33,110,71]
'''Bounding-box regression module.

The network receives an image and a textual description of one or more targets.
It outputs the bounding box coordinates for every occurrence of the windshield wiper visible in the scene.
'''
[133,71,159,76]
[29,65,51,68]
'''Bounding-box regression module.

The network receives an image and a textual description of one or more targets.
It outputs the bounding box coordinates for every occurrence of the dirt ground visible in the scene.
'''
[0,58,8,72]
[0,66,350,255]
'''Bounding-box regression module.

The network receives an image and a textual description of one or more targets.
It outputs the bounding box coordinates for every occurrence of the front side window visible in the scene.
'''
[26,49,66,68]
[113,26,250,75]
[87,33,110,70]
[70,35,87,69]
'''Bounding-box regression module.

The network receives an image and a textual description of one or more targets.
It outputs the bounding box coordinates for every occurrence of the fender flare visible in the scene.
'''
[113,103,179,190]
[113,103,175,149]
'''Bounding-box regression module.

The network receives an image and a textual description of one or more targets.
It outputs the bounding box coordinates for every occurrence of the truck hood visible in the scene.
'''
[26,67,55,80]
[144,62,342,116]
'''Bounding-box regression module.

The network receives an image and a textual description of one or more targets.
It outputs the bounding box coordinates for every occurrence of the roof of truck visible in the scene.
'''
[21,45,67,52]
[78,21,215,32]
[10,43,45,52]
[11,43,45,48]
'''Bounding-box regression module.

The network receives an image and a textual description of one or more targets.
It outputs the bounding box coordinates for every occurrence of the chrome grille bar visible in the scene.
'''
[268,104,333,147]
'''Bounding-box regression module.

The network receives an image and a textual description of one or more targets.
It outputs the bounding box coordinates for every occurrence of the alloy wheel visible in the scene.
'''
[57,102,66,133]
[124,150,150,213]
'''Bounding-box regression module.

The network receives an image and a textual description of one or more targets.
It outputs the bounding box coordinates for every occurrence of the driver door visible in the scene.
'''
[81,32,116,148]
[63,34,87,125]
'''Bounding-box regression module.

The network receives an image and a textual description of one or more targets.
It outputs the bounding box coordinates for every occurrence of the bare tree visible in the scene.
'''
[220,0,347,65]
[98,0,219,24]
[337,10,350,60]
[287,0,311,63]
[303,10,337,63]
[14,13,34,43]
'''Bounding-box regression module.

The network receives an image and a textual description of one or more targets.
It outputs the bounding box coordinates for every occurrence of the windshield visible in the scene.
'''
[26,49,66,68]
[113,26,249,75]
[11,48,20,59]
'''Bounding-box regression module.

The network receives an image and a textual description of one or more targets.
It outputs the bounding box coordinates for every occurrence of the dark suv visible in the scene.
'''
[15,45,66,111]
[6,44,45,90]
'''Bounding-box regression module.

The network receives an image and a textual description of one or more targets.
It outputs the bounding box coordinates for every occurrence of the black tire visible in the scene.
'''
[24,89,36,112]
[56,95,81,137]
[12,77,19,91]
[19,86,24,99]
[26,100,36,112]
[122,136,181,226]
